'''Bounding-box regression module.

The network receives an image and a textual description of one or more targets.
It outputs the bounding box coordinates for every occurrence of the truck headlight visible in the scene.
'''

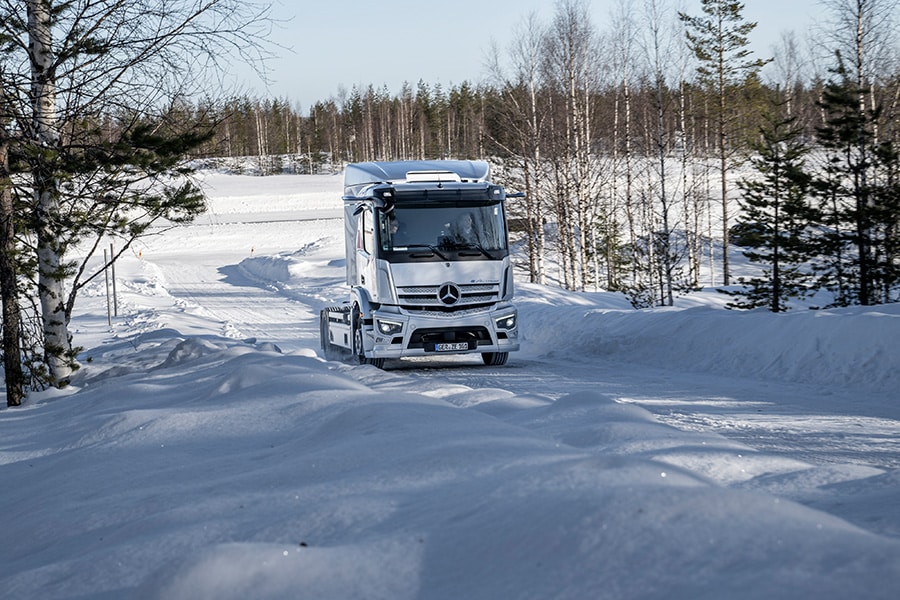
[376,318,403,335]
[494,313,517,330]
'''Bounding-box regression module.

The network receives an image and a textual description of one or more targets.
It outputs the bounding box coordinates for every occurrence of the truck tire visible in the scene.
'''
[481,352,509,366]
[352,307,385,369]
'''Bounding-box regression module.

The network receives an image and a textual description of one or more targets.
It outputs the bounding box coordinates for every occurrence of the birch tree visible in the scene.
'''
[641,0,686,306]
[543,0,601,290]
[487,12,549,284]
[610,0,639,291]
[816,0,897,103]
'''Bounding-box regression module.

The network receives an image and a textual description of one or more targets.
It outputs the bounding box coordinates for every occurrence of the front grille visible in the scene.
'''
[397,282,500,308]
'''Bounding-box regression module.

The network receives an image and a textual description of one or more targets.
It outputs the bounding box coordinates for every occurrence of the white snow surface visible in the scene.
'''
[2,172,900,599]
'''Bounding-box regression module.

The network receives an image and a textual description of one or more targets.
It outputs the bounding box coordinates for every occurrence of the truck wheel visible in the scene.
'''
[481,352,509,366]
[352,308,385,369]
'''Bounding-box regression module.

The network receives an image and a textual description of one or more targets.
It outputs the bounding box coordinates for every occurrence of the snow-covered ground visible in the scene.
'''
[1,172,899,599]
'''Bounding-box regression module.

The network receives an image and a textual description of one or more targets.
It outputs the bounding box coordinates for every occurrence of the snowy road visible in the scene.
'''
[401,356,900,468]
[138,211,900,540]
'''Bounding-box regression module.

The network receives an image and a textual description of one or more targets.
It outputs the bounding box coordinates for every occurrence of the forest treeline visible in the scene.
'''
[184,0,900,311]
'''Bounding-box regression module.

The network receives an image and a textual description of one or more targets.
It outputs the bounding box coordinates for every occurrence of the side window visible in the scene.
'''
[379,212,392,252]
[362,210,375,254]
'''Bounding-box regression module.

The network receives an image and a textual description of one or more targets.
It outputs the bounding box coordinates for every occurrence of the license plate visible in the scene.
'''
[433,342,471,352]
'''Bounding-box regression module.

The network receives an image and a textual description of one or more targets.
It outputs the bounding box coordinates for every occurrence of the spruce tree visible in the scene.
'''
[729,106,814,311]
[813,55,900,305]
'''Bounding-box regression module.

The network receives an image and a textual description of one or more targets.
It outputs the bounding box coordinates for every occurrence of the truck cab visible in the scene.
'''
[320,160,520,368]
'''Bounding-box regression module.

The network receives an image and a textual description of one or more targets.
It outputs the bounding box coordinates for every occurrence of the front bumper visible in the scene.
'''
[365,304,519,358]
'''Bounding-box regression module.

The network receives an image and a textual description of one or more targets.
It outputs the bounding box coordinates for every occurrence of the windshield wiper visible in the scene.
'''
[403,243,449,261]
[454,242,494,258]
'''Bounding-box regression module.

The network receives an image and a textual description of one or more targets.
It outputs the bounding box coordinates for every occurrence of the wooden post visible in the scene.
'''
[110,242,117,317]
[104,248,111,326]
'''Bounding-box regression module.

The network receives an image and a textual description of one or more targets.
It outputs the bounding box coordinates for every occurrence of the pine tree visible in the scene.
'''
[812,55,900,305]
[729,105,814,311]
[679,0,770,286]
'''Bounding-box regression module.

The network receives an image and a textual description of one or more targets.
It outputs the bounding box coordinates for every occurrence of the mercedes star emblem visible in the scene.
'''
[438,283,461,305]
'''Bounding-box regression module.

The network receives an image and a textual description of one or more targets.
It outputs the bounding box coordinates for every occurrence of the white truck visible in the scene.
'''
[320,160,520,368]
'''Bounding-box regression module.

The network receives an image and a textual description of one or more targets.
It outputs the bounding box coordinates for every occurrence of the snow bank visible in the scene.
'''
[517,284,900,394]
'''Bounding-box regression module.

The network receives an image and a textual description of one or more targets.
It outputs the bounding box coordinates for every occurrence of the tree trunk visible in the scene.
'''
[719,47,730,286]
[853,4,873,305]
[525,34,545,286]
[0,89,25,405]
[29,0,74,387]
[648,1,674,307]
[624,78,636,288]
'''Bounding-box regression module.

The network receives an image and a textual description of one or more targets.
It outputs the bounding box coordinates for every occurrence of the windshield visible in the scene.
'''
[379,203,508,257]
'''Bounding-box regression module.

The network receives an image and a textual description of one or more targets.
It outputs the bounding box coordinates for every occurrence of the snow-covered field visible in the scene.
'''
[1,172,899,599]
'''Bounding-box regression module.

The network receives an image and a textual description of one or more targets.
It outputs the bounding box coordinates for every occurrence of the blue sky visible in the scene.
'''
[240,0,822,109]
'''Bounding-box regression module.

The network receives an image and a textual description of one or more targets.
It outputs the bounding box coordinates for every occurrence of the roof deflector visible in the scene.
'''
[405,170,462,183]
